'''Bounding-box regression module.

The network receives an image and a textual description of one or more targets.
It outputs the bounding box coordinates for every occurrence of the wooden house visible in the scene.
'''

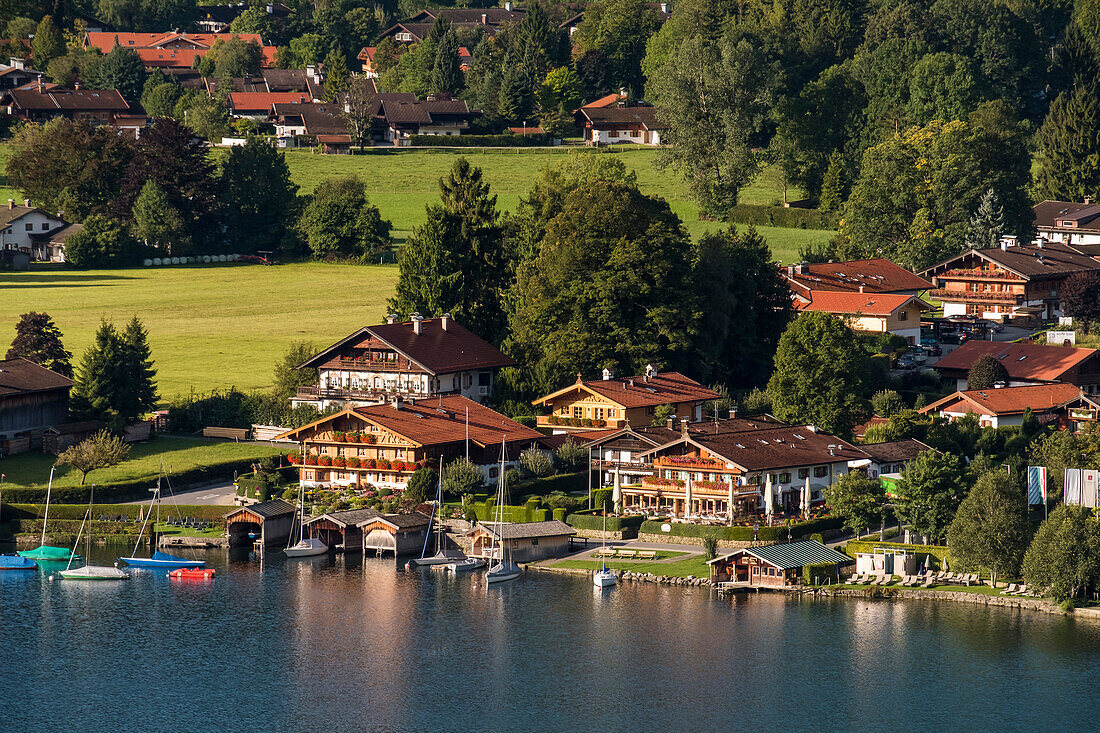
[792,292,931,345]
[532,366,719,435]
[292,314,513,410]
[933,341,1100,393]
[707,539,853,587]
[466,520,575,563]
[1,83,129,124]
[0,358,72,455]
[575,103,666,146]
[920,241,1100,322]
[43,420,106,455]
[275,394,547,491]
[84,31,277,69]
[224,499,295,547]
[918,383,1087,429]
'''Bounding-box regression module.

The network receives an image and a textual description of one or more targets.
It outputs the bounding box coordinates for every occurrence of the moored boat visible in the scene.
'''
[17,467,75,562]
[485,440,520,585]
[56,565,130,581]
[593,565,618,588]
[444,557,486,573]
[119,551,206,569]
[0,555,37,570]
[168,567,215,580]
[285,537,329,557]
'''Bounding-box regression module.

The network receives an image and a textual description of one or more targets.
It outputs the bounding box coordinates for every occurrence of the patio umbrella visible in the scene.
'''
[802,477,811,520]
[764,474,773,523]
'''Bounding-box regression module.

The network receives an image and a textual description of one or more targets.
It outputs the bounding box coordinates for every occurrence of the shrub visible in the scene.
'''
[520,445,554,477]
[554,438,588,471]
[802,562,840,585]
[703,536,719,560]
[639,516,843,542]
[725,203,838,230]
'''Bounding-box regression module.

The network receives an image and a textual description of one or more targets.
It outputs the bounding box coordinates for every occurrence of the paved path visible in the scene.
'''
[124,481,238,506]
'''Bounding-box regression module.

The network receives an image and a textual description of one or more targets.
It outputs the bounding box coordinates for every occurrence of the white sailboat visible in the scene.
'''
[285,482,328,557]
[486,439,520,584]
[445,557,486,573]
[593,511,617,588]
[55,484,130,581]
[414,457,459,566]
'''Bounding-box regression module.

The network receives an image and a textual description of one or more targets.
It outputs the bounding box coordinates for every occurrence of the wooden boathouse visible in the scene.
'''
[224,499,296,547]
[467,520,575,563]
[359,512,430,556]
[304,508,380,552]
[707,539,852,587]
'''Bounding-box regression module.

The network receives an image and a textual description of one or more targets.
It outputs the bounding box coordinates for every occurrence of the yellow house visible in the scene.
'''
[532,367,720,434]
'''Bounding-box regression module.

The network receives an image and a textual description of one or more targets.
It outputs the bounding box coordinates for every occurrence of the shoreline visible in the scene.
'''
[529,563,1074,616]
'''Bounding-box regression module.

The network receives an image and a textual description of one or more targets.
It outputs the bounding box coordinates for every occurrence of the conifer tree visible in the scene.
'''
[6,312,72,377]
[430,30,462,94]
[965,188,1006,249]
[120,316,158,421]
[70,321,128,429]
[31,16,62,70]
[323,49,349,100]
[1035,82,1100,201]
[818,150,849,213]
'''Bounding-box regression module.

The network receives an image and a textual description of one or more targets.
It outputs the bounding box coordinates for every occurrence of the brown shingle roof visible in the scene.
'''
[784,258,932,296]
[857,438,933,464]
[0,358,73,397]
[933,341,1099,383]
[1033,200,1100,232]
[648,425,865,472]
[579,105,664,129]
[273,102,349,135]
[922,242,1100,280]
[5,86,128,112]
[352,395,543,448]
[534,372,719,410]
[473,520,575,539]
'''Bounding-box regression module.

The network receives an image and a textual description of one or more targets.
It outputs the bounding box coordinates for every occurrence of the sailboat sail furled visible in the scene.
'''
[285,480,328,557]
[119,478,206,568]
[19,467,80,562]
[486,439,520,584]
[414,456,459,566]
[56,483,130,581]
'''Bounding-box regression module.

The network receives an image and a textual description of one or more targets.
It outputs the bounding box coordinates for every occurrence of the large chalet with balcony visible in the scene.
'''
[921,241,1100,322]
[293,314,513,410]
[532,367,720,435]
[622,420,866,520]
[274,394,546,491]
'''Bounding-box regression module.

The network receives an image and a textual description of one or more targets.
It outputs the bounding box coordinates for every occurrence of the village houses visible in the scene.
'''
[919,383,1095,430]
[933,341,1100,393]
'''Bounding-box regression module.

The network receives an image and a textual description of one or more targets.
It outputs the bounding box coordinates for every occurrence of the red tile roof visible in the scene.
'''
[85,32,265,53]
[5,86,128,112]
[534,372,720,409]
[228,91,309,111]
[582,93,627,109]
[301,317,513,374]
[0,358,72,397]
[784,258,932,296]
[794,291,930,317]
[920,383,1084,416]
[933,341,1099,382]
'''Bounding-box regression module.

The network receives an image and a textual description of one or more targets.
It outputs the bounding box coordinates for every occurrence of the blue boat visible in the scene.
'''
[118,551,206,569]
[0,555,38,570]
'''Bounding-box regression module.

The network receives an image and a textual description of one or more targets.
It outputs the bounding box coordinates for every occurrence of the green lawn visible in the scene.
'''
[0,436,284,490]
[552,554,711,578]
[153,521,225,538]
[274,147,828,263]
[0,262,397,398]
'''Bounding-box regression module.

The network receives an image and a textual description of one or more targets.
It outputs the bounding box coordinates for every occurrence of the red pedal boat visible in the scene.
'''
[167,567,215,580]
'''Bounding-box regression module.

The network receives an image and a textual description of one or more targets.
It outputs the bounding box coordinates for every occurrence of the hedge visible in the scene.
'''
[410,133,552,147]
[802,562,841,585]
[591,488,612,512]
[16,519,153,536]
[843,539,951,568]
[516,472,586,495]
[0,461,293,504]
[725,204,838,230]
[565,513,645,532]
[2,503,232,522]
[639,516,843,542]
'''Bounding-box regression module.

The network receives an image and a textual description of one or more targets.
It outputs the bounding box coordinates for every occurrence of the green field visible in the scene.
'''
[0,263,397,398]
[0,436,284,490]
[273,147,831,263]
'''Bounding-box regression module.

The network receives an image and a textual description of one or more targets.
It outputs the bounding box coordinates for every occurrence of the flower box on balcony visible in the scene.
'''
[642,476,685,489]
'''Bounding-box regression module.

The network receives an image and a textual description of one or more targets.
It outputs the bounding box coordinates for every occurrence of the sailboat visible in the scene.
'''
[118,478,206,569]
[55,484,129,581]
[0,555,37,570]
[592,511,617,588]
[18,467,80,562]
[486,439,520,584]
[285,482,327,557]
[415,457,460,566]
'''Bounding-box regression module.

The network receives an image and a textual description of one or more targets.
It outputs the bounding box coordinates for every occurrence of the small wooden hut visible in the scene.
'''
[466,520,575,563]
[224,499,296,547]
[304,508,382,552]
[358,512,431,556]
[707,539,853,587]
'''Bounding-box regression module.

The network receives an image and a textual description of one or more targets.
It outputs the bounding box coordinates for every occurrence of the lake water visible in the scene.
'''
[3,544,1100,732]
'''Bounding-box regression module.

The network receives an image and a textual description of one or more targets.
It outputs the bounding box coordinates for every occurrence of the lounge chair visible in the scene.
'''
[844,574,862,584]
[920,574,936,588]
[1012,584,1029,596]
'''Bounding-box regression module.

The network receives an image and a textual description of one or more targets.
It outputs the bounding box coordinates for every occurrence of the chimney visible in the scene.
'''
[411,312,423,335]
[482,13,487,23]
[266,3,274,12]
[440,312,450,331]
[858,285,865,293]
[392,396,403,410]
[602,367,613,381]
[806,424,817,433]
[729,407,738,419]
[628,378,635,388]
[386,313,397,325]
[505,0,512,9]
[73,81,81,90]
[23,198,29,207]
[666,417,674,430]
[786,265,794,277]
[9,57,24,70]
[1087,196,1093,205]
[1036,241,1044,249]
[680,418,688,436]
[7,199,12,209]
[660,2,669,12]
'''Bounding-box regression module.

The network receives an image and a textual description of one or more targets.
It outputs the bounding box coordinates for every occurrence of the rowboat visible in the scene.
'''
[168,567,215,580]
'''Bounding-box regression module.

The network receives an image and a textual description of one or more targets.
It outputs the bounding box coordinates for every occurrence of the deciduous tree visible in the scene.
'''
[6,312,72,377]
[442,458,484,498]
[131,180,187,254]
[823,470,885,538]
[64,215,143,268]
[86,44,146,102]
[895,450,970,543]
[272,341,317,400]
[218,137,299,253]
[947,469,1030,587]
[967,355,1010,390]
[1060,270,1100,323]
[1022,505,1100,602]
[57,429,131,485]
[298,176,391,259]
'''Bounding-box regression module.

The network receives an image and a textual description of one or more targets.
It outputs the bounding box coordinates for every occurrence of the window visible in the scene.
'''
[478,371,491,387]
[646,406,656,415]
[25,223,32,231]
[748,475,760,485]
[573,406,583,418]
[595,408,604,420]
[814,466,828,478]
[798,468,809,479]
[778,473,790,483]
[608,408,617,418]
[489,466,499,478]
[898,310,908,322]
[531,538,539,546]
[41,223,49,230]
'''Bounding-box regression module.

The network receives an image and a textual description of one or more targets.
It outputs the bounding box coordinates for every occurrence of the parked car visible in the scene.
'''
[905,346,927,364]
[979,319,1005,333]
[940,332,969,345]
[922,344,942,357]
[895,355,917,370]
[921,335,938,347]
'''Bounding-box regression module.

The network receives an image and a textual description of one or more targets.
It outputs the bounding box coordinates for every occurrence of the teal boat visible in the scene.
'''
[17,468,77,561]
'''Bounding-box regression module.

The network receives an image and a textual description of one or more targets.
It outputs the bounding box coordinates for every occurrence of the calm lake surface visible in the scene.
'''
[3,544,1100,732]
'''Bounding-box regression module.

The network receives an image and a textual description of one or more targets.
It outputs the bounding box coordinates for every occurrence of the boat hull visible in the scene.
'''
[18,546,78,561]
[285,539,329,557]
[486,562,521,583]
[56,565,130,581]
[445,558,486,573]
[168,568,215,580]
[0,555,37,570]
[593,570,618,588]
[118,553,206,569]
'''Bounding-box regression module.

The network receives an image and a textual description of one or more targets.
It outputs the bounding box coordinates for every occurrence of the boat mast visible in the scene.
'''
[498,438,507,564]
[40,466,55,547]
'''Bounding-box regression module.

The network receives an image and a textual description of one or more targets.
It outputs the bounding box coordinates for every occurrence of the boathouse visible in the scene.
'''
[304,508,379,552]
[358,512,431,556]
[224,499,296,547]
[467,520,575,563]
[707,539,852,587]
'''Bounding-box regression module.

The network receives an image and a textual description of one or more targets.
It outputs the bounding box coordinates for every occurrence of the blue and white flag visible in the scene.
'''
[1065,468,1082,506]
[1027,466,1048,506]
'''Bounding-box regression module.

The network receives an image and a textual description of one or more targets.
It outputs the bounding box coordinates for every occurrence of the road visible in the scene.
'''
[124,480,238,506]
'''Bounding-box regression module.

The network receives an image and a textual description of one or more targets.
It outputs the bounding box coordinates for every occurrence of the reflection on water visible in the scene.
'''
[3,543,1100,732]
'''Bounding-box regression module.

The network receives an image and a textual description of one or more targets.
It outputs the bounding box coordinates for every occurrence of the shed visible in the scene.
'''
[467,520,575,563]
[305,507,383,552]
[357,512,431,556]
[43,420,106,454]
[707,539,853,587]
[225,499,296,547]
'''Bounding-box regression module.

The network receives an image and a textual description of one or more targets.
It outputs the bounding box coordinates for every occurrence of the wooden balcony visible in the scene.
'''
[536,415,624,431]
[654,457,728,472]
[938,268,1024,282]
[928,288,1021,305]
[295,385,430,401]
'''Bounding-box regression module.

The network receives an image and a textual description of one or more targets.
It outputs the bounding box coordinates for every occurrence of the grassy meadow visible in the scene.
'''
[0,262,397,398]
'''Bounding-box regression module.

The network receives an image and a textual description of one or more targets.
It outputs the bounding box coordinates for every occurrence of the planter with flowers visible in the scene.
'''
[318,455,333,467]
[345,456,361,469]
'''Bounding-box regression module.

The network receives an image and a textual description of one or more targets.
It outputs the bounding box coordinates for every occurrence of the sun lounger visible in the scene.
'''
[920,574,936,587]
[845,574,862,584]
[1012,584,1029,596]
[637,550,657,560]
[1002,583,1018,595]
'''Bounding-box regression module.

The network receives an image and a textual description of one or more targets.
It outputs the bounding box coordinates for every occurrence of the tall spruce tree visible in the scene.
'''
[120,316,158,422]
[1035,82,1100,201]
[430,29,463,94]
[70,321,128,429]
[965,188,1006,249]
[6,312,72,377]
[31,16,62,70]
[388,158,507,342]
